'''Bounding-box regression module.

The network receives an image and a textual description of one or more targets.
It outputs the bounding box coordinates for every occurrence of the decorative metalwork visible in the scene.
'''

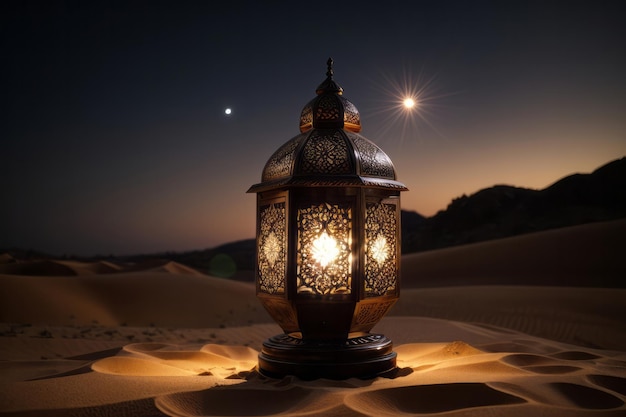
[297,203,352,295]
[262,134,306,182]
[314,94,341,122]
[299,130,353,175]
[364,202,398,297]
[249,59,410,379]
[299,103,313,132]
[314,58,343,94]
[349,133,395,179]
[256,117,405,191]
[252,176,407,192]
[343,99,361,131]
[267,332,387,347]
[353,301,396,326]
[258,202,287,294]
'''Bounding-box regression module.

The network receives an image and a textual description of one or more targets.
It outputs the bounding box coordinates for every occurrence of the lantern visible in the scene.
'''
[247,58,407,379]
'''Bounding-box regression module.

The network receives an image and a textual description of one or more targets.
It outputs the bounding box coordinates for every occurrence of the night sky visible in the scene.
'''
[3,1,625,256]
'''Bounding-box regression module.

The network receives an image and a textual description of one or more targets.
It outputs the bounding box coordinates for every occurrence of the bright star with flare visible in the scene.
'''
[365,65,456,146]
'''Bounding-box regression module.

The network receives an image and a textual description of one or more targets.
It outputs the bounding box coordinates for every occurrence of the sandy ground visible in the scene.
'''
[1,219,625,416]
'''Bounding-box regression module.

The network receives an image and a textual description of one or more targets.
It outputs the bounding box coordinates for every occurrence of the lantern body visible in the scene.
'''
[255,185,401,342]
[248,59,407,378]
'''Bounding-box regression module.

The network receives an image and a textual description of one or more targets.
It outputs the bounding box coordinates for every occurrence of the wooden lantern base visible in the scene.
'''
[258,333,397,380]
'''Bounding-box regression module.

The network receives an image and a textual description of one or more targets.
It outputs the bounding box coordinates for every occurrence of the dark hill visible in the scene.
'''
[403,156,626,253]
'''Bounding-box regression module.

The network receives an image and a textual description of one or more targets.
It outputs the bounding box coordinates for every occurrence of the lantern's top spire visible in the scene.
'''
[315,57,343,95]
[301,58,359,132]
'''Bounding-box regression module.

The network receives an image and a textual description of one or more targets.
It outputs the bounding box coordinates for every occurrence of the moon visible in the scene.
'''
[403,98,416,109]
[224,108,232,115]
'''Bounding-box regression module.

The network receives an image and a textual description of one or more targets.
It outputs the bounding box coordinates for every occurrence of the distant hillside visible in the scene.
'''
[402,156,626,253]
[169,239,256,280]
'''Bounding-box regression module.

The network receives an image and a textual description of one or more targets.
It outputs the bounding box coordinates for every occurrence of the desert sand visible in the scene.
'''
[1,219,625,416]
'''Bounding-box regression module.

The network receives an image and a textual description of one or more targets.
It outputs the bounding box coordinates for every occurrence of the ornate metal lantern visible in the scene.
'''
[248,59,407,379]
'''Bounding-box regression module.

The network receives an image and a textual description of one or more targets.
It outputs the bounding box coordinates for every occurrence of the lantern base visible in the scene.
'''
[258,333,397,380]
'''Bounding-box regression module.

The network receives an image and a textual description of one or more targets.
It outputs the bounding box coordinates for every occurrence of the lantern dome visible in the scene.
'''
[298,58,360,133]
[249,58,407,194]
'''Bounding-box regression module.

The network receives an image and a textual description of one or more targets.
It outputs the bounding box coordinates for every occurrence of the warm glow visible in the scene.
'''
[311,231,340,268]
[403,97,416,109]
[365,67,454,146]
[263,232,281,267]
[370,234,389,265]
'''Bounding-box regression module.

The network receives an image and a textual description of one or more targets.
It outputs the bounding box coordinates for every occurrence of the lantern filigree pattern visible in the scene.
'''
[258,202,287,294]
[297,203,352,295]
[343,100,361,128]
[353,300,397,326]
[301,94,360,133]
[364,202,397,296]
[349,133,395,178]
[300,130,353,175]
[300,104,313,131]
[262,134,306,182]
[315,94,341,121]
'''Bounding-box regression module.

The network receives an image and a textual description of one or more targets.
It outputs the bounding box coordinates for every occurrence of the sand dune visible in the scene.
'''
[390,286,626,351]
[0,269,269,328]
[0,219,625,415]
[0,258,202,277]
[402,218,626,288]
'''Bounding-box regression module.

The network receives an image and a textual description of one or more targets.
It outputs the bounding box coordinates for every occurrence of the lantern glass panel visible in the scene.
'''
[296,202,352,295]
[258,201,287,294]
[364,201,398,297]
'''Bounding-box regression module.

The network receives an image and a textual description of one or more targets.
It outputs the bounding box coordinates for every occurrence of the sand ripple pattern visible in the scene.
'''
[87,339,626,416]
[93,342,258,378]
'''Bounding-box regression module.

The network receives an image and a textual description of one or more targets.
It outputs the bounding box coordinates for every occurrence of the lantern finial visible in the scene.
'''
[316,57,343,95]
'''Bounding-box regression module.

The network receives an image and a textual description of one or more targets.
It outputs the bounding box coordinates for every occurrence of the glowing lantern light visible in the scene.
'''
[312,231,340,267]
[371,235,389,265]
[248,58,407,379]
